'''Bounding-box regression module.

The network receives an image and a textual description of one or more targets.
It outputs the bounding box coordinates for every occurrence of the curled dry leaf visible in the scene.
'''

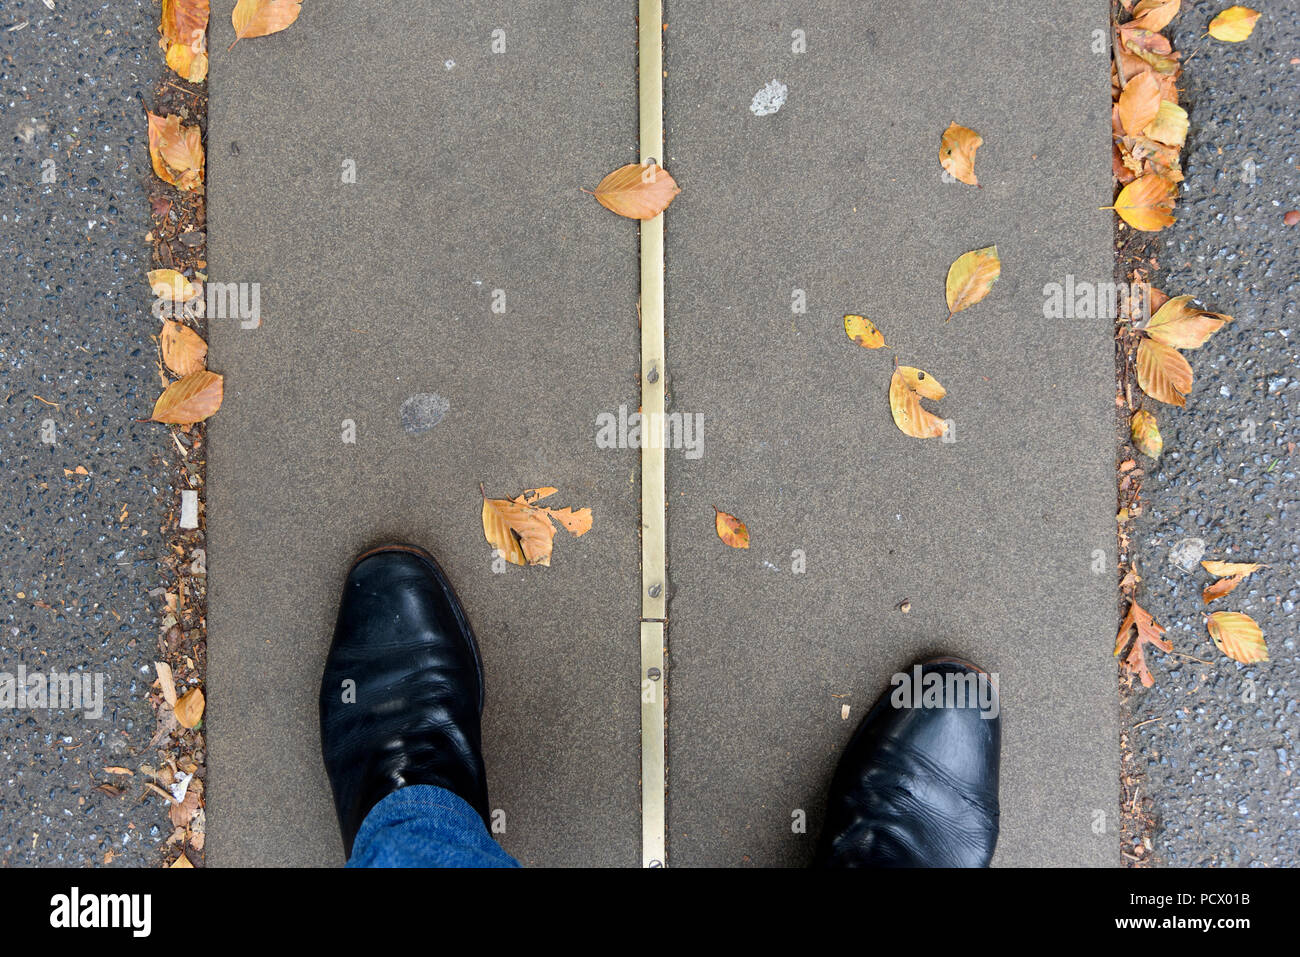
[939,122,982,186]
[889,366,949,439]
[1114,600,1172,688]
[1145,100,1188,148]
[1135,338,1192,406]
[1109,173,1176,231]
[174,687,205,728]
[151,370,224,424]
[592,162,681,220]
[154,661,178,707]
[1143,294,1231,348]
[1129,0,1181,31]
[944,246,1000,320]
[160,321,208,377]
[230,0,302,48]
[1130,409,1162,458]
[1118,71,1161,136]
[1200,560,1263,603]
[1207,611,1267,663]
[146,112,204,191]
[713,508,750,549]
[843,314,885,349]
[1208,5,1260,42]
[481,487,592,567]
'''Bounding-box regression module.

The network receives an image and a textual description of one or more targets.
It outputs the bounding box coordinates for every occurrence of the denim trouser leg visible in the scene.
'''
[346,784,520,868]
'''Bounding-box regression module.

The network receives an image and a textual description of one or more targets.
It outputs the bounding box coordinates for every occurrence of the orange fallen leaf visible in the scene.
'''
[174,687,205,728]
[1118,71,1161,136]
[1107,173,1176,231]
[1145,100,1188,148]
[1135,338,1192,406]
[146,112,204,191]
[1207,611,1267,663]
[843,314,885,349]
[713,508,749,549]
[1114,600,1172,687]
[170,854,194,868]
[592,162,680,220]
[162,0,210,81]
[230,0,302,49]
[481,487,592,566]
[1201,560,1264,578]
[151,370,224,424]
[1129,0,1181,31]
[889,365,949,439]
[160,321,208,377]
[1144,295,1231,348]
[939,122,982,186]
[945,246,1000,320]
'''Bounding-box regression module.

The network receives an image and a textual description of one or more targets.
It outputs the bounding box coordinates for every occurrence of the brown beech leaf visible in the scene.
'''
[1202,574,1246,603]
[230,0,302,48]
[1118,71,1161,136]
[843,314,885,348]
[592,162,680,220]
[151,370,224,424]
[166,42,208,83]
[162,0,209,81]
[1130,409,1163,458]
[1145,100,1188,148]
[174,687,205,728]
[481,487,591,566]
[1201,560,1264,578]
[146,112,204,191]
[889,365,949,439]
[1114,600,1172,687]
[939,122,982,186]
[1207,611,1267,663]
[1129,0,1181,31]
[160,321,208,377]
[1144,294,1231,348]
[714,508,750,549]
[945,246,1000,320]
[1208,6,1260,42]
[1107,173,1176,231]
[1135,338,1192,406]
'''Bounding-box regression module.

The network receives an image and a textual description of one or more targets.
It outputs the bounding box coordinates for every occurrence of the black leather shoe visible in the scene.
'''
[319,544,490,856]
[815,657,1000,867]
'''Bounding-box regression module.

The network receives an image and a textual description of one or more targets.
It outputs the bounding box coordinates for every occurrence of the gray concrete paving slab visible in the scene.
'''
[206,2,641,866]
[208,0,1118,867]
[662,0,1118,866]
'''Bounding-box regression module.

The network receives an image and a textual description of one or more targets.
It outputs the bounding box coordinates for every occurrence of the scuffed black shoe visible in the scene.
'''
[815,657,1000,867]
[320,544,490,857]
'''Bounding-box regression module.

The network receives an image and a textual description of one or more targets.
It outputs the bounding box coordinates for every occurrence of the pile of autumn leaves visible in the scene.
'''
[146,1,305,427]
[1110,2,1269,685]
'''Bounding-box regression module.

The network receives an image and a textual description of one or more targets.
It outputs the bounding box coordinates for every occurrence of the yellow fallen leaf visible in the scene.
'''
[162,0,209,81]
[1208,5,1260,42]
[591,162,681,220]
[1135,338,1192,406]
[170,854,194,868]
[1118,71,1161,136]
[843,314,885,349]
[1207,611,1267,663]
[713,508,749,549]
[175,687,205,728]
[944,246,1000,320]
[151,370,224,424]
[146,112,204,191]
[1145,100,1188,148]
[149,268,198,303]
[166,42,209,83]
[1130,409,1162,458]
[230,0,302,48]
[1130,0,1181,31]
[160,321,209,377]
[1108,173,1176,231]
[939,122,982,186]
[889,365,949,439]
[1144,295,1231,348]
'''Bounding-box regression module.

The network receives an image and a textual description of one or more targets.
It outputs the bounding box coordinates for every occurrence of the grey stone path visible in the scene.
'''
[208,0,1118,866]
